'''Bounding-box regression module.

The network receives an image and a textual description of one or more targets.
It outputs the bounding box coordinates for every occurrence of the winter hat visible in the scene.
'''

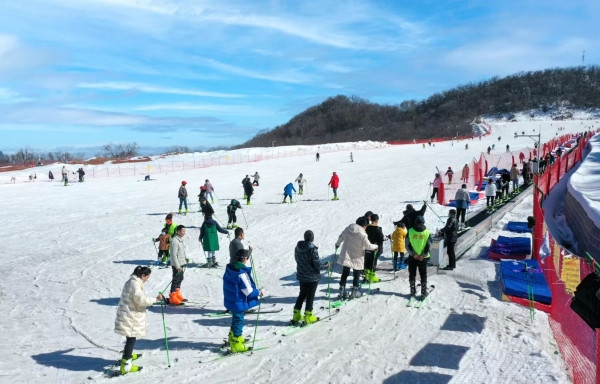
[304,230,314,242]
[415,216,425,224]
[355,217,368,227]
[182,181,187,185]
[166,213,173,220]
[236,249,250,260]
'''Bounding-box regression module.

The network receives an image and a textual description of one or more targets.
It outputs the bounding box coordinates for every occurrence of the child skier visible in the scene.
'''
[292,230,322,325]
[407,216,432,300]
[168,225,188,305]
[389,222,407,270]
[178,181,188,214]
[227,199,242,229]
[445,166,454,184]
[282,182,296,203]
[364,214,384,283]
[153,228,171,265]
[114,266,163,375]
[199,215,229,267]
[204,179,215,204]
[223,249,263,353]
[295,173,306,195]
[430,173,442,202]
[485,177,497,212]
[198,186,207,211]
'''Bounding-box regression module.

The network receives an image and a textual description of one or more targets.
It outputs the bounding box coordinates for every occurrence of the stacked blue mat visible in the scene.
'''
[500,259,552,304]
[490,236,531,256]
[506,221,532,233]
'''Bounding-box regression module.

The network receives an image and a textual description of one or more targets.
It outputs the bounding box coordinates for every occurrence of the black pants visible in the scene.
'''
[123,336,136,360]
[393,251,405,266]
[431,187,439,200]
[294,281,318,312]
[171,266,184,292]
[228,212,237,225]
[340,266,362,287]
[447,241,456,268]
[486,196,495,207]
[364,250,378,271]
[456,208,466,224]
[408,256,428,296]
[158,250,169,259]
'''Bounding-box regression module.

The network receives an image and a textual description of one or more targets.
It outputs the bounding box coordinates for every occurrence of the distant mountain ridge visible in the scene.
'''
[239,66,600,147]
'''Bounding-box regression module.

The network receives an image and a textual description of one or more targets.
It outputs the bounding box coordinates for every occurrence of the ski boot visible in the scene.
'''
[211,199,215,204]
[292,309,302,324]
[337,285,347,300]
[399,262,407,270]
[282,198,287,203]
[232,224,238,228]
[185,208,189,214]
[304,311,318,324]
[120,358,141,375]
[168,291,183,305]
[421,284,428,300]
[410,280,417,298]
[174,288,187,302]
[178,209,182,214]
[349,286,362,299]
[365,270,380,283]
[290,198,294,203]
[230,335,249,353]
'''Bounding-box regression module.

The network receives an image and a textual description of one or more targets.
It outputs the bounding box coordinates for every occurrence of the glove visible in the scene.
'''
[152,238,155,242]
[335,244,340,249]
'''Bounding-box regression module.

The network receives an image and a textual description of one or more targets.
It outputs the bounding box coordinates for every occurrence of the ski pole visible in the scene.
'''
[425,202,446,225]
[159,265,186,294]
[327,248,338,317]
[159,301,172,367]
[212,214,226,228]
[152,238,159,260]
[241,208,248,228]
[249,253,261,352]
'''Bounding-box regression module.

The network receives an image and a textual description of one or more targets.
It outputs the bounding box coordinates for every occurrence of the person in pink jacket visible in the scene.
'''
[430,173,442,202]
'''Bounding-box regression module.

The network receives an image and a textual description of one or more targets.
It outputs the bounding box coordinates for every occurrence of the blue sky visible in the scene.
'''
[1,0,598,155]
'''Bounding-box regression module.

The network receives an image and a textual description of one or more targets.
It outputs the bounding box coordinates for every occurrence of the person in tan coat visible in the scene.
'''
[335,217,378,300]
[114,266,163,375]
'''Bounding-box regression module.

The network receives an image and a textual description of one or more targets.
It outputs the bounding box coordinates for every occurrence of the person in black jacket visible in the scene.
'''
[395,201,427,230]
[438,209,458,271]
[364,214,384,283]
[292,230,322,325]
[200,197,214,218]
[242,177,254,205]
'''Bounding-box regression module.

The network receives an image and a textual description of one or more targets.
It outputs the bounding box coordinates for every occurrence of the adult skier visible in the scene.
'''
[226,199,242,229]
[242,176,254,205]
[292,230,322,325]
[252,172,260,186]
[454,184,469,229]
[430,173,442,202]
[328,172,339,201]
[510,164,520,193]
[114,266,163,375]
[484,177,497,212]
[178,181,188,214]
[438,209,458,271]
[228,227,253,264]
[295,173,306,195]
[407,216,432,300]
[77,167,85,182]
[395,201,427,231]
[204,179,215,204]
[282,182,296,203]
[199,214,229,267]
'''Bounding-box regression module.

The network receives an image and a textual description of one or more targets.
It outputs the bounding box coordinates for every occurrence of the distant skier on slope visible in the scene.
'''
[282,182,296,203]
[242,176,254,205]
[328,172,339,201]
[226,199,242,229]
[204,179,215,204]
[178,181,188,214]
[295,173,306,195]
[445,166,454,184]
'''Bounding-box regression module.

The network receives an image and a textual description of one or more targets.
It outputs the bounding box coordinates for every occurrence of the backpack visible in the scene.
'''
[570,272,600,329]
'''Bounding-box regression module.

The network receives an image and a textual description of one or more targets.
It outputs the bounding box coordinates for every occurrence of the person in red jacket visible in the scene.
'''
[328,172,340,201]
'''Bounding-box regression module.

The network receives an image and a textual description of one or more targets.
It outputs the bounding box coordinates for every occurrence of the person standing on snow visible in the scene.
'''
[430,173,442,202]
[48,170,54,180]
[200,196,215,218]
[199,214,229,267]
[252,172,260,186]
[223,249,263,353]
[364,214,385,283]
[229,227,253,264]
[510,164,520,193]
[168,225,188,305]
[350,152,354,162]
[178,181,188,214]
[396,202,427,231]
[461,164,469,184]
[292,230,323,325]
[61,166,69,186]
[407,216,432,300]
[282,182,296,203]
[114,266,163,375]
[484,177,497,212]
[438,209,458,271]
[163,213,177,237]
[77,167,85,182]
[226,199,242,229]
[242,177,254,205]
[454,184,469,229]
[316,152,320,162]
[204,179,215,204]
[388,222,407,270]
[295,173,306,195]
[335,217,378,300]
[445,167,454,184]
[328,172,340,201]
[153,228,171,265]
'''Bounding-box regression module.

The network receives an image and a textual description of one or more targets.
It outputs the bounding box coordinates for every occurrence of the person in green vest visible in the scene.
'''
[199,214,230,267]
[407,215,432,300]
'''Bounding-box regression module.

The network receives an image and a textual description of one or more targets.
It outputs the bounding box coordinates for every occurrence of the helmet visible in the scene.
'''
[415,216,425,224]
[182,181,187,185]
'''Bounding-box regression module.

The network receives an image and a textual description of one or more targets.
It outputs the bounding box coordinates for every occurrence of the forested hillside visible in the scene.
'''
[240,66,600,147]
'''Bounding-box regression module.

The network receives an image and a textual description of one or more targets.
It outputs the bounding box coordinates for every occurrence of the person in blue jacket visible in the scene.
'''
[282,182,297,203]
[223,249,263,353]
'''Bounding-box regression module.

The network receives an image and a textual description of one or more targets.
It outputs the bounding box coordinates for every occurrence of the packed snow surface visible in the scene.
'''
[2,117,596,383]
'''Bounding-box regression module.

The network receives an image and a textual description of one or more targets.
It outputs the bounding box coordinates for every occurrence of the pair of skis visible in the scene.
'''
[406,285,435,308]
[280,308,341,337]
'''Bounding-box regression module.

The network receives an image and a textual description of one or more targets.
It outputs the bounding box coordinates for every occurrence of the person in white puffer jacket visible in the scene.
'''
[335,217,378,300]
[484,177,497,212]
[114,266,163,375]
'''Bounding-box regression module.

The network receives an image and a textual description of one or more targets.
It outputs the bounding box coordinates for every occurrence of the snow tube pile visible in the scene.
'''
[487,236,531,260]
[500,259,552,305]
[505,221,532,233]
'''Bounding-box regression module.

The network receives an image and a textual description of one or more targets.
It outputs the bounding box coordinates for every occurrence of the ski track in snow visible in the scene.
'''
[1,119,594,383]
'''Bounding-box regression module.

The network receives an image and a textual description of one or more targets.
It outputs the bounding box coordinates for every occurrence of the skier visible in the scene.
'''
[167,225,188,305]
[77,167,85,182]
[204,179,215,204]
[48,170,54,180]
[445,166,454,184]
[522,162,530,187]
[484,177,497,212]
[226,199,242,229]
[199,214,229,267]
[163,213,177,237]
[61,166,68,186]
[395,202,427,231]
[510,164,520,193]
[315,152,320,162]
[350,152,353,162]
[506,144,510,152]
[292,230,322,325]
[229,227,253,264]
[461,164,469,184]
[282,182,296,203]
[241,175,250,198]
[178,181,188,214]
[454,184,469,229]
[430,173,442,202]
[114,266,163,375]
[519,152,525,164]
[487,146,491,155]
[407,216,432,300]
[364,214,384,283]
[438,209,458,271]
[388,222,407,270]
[465,143,469,150]
[334,217,378,300]
[153,228,171,265]
[223,249,263,353]
[328,172,340,201]
[198,186,207,211]
[242,176,254,205]
[252,172,260,186]
[295,173,306,195]
[500,171,510,200]
[200,197,215,218]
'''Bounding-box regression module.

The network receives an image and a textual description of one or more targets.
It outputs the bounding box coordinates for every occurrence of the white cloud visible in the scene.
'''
[0,87,31,104]
[135,102,272,116]
[78,82,245,98]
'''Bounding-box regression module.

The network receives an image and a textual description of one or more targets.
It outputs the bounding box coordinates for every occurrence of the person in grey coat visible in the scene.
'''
[229,227,253,264]
[292,230,322,325]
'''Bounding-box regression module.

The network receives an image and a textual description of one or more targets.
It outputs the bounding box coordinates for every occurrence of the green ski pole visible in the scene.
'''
[249,254,261,351]
[159,301,171,367]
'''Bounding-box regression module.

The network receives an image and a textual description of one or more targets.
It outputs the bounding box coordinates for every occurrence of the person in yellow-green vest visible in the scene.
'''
[407,215,432,300]
[199,214,230,267]
[163,213,177,237]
